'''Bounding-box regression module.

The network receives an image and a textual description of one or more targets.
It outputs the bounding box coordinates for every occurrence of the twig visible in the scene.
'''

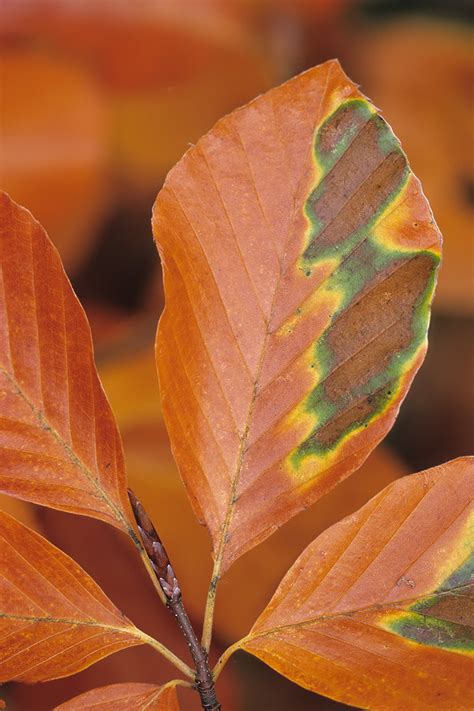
[128,490,221,711]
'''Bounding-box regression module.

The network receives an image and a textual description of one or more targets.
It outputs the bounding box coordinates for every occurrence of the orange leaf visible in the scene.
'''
[0,192,132,533]
[153,59,442,573]
[240,457,474,710]
[98,344,407,641]
[54,682,180,710]
[217,444,407,641]
[6,505,239,710]
[0,511,152,683]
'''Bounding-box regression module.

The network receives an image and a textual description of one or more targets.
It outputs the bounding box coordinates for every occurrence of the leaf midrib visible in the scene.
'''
[243,581,474,643]
[0,364,131,533]
[209,65,339,573]
[208,80,407,572]
[0,611,134,633]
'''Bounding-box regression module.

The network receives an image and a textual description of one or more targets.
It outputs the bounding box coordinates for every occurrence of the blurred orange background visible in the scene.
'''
[1,1,473,709]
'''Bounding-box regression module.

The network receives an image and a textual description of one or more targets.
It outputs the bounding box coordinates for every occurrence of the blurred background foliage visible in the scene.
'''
[1,1,473,709]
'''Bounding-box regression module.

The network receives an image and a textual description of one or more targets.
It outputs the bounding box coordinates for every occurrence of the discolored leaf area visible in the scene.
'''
[239,458,474,710]
[55,682,180,710]
[0,511,152,683]
[0,192,132,532]
[153,59,442,573]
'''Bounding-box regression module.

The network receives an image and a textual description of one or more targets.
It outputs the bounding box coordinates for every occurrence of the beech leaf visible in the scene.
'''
[153,59,442,572]
[0,510,158,683]
[240,457,474,710]
[98,343,408,640]
[0,192,132,532]
[55,683,180,710]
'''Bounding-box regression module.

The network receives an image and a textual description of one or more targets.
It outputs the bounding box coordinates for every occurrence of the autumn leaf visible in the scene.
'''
[54,682,180,710]
[216,443,407,642]
[153,59,442,575]
[100,343,407,640]
[0,511,165,683]
[0,192,132,533]
[97,342,407,640]
[236,458,474,710]
[5,504,239,711]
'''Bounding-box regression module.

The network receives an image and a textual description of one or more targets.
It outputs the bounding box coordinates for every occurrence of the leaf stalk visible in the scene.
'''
[212,639,245,681]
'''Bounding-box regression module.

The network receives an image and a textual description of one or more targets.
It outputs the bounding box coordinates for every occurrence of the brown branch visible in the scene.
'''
[128,490,221,711]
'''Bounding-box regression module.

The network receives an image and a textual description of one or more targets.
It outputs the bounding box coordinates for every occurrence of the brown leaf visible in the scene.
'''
[98,344,407,641]
[240,457,474,710]
[153,59,442,574]
[217,444,408,642]
[54,682,180,710]
[6,506,240,711]
[0,192,133,533]
[0,511,151,683]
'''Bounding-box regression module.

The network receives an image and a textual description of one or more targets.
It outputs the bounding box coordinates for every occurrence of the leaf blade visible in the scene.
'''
[153,59,442,571]
[0,510,144,682]
[240,458,474,710]
[0,191,131,531]
[54,683,180,711]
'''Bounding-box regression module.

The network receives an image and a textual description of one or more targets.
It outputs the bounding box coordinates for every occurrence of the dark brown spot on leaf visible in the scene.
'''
[318,103,368,154]
[312,254,434,447]
[327,253,434,372]
[306,119,406,258]
[314,381,396,447]
[420,587,474,628]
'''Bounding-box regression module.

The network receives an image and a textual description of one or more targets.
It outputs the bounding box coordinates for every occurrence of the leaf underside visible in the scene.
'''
[0,192,132,531]
[54,683,180,711]
[241,457,474,711]
[153,59,442,572]
[0,511,142,683]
